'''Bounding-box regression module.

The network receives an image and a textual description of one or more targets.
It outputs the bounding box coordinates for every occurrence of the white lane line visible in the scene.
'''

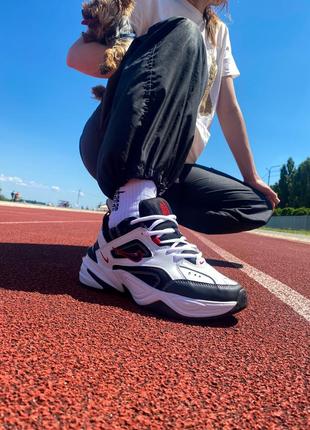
[190,231,310,322]
[0,220,100,225]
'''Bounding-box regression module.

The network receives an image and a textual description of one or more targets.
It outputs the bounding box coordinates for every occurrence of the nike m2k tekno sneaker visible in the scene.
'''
[79,198,247,319]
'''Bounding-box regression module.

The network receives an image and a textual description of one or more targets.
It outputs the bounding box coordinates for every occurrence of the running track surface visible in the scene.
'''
[0,205,309,429]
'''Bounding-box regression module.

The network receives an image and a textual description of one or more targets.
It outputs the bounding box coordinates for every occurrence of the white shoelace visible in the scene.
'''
[130,214,203,263]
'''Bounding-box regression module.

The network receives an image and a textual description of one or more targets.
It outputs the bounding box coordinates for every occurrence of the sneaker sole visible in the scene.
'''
[139,288,247,321]
[79,256,247,319]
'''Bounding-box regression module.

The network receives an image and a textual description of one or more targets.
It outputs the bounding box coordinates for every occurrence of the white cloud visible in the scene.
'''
[0,174,99,200]
[0,174,48,189]
[28,180,48,189]
[0,174,24,184]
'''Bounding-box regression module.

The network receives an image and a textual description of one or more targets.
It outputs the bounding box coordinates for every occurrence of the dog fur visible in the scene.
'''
[81,0,136,100]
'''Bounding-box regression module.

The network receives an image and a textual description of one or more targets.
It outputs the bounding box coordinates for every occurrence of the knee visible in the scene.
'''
[241,193,274,230]
[174,17,202,42]
[174,17,201,33]
[255,189,274,219]
[258,197,274,226]
[159,16,203,46]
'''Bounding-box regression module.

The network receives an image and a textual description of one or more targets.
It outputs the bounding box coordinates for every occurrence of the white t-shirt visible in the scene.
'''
[129,0,240,163]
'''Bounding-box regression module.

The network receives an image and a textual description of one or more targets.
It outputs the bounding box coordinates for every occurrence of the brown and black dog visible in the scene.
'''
[81,0,136,100]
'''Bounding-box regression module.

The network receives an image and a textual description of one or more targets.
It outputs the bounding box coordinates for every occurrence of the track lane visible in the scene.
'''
[186,229,310,322]
[0,206,309,429]
[202,232,310,299]
[0,206,103,223]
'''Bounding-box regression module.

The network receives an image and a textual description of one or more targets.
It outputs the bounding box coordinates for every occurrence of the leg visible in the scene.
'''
[162,164,273,234]
[95,17,208,199]
[78,19,248,320]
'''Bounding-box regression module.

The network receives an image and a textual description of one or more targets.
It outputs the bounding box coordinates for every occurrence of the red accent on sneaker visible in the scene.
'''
[159,201,171,215]
[112,247,144,263]
[151,236,161,245]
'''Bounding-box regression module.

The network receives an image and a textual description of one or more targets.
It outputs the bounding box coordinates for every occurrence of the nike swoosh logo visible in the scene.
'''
[100,251,109,264]
[112,247,144,262]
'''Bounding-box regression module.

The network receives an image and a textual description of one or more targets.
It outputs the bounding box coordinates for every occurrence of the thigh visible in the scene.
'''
[180,164,270,209]
[162,164,273,234]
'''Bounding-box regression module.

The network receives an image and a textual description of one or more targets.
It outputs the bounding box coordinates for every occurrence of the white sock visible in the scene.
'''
[108,179,157,228]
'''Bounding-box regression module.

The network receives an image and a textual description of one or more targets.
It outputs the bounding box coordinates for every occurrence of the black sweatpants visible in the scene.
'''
[79,17,273,234]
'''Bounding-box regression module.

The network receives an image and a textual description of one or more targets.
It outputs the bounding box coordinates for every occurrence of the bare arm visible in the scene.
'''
[217,76,280,208]
[66,36,113,79]
[216,76,258,181]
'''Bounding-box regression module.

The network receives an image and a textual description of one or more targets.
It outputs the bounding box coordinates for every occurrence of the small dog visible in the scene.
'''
[81,0,136,100]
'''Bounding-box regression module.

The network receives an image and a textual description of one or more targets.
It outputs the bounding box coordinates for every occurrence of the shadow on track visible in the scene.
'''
[0,242,243,328]
[205,258,243,269]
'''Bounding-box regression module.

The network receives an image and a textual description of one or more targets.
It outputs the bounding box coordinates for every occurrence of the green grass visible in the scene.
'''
[261,227,310,235]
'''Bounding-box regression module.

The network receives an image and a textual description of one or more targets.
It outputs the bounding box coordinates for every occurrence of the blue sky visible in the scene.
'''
[0,0,309,208]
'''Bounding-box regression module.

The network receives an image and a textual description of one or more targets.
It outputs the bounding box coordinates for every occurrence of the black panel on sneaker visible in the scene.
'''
[87,240,100,263]
[163,279,243,301]
[113,265,243,301]
[102,213,112,242]
[139,197,172,217]
[102,213,138,243]
[109,217,138,240]
[86,269,114,289]
[113,265,172,288]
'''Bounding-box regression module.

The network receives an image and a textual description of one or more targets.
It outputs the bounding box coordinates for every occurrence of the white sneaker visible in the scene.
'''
[79,197,247,319]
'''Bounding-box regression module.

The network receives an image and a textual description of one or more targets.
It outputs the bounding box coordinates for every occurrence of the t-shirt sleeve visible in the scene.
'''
[129,0,151,37]
[222,26,240,79]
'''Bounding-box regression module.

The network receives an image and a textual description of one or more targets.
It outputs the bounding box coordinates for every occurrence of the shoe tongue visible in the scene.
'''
[139,197,180,242]
[139,198,198,264]
[139,197,172,217]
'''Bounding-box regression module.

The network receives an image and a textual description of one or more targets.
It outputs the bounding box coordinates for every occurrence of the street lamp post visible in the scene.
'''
[77,189,82,207]
[266,165,281,186]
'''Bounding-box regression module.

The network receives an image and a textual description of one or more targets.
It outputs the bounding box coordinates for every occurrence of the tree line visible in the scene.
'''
[271,157,310,208]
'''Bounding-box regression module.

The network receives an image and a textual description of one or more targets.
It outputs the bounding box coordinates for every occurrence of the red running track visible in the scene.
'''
[0,205,309,429]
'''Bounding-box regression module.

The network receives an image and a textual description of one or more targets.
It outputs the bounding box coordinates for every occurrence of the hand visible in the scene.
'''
[244,176,280,210]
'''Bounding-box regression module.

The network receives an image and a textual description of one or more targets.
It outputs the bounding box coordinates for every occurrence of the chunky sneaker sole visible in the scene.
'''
[79,256,247,318]
[79,198,247,320]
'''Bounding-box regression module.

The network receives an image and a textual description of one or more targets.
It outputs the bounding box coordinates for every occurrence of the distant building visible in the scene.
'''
[98,204,108,212]
[58,200,70,208]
